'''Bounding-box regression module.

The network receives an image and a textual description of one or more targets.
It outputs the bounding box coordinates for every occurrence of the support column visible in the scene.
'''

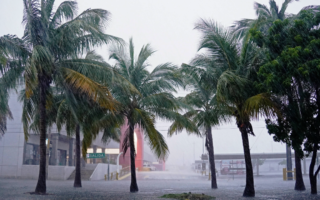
[303,158,306,175]
[102,148,106,163]
[68,138,74,166]
[50,134,59,165]
[286,144,293,180]
[93,145,97,164]
[22,141,27,165]
[256,158,259,176]
[81,141,86,167]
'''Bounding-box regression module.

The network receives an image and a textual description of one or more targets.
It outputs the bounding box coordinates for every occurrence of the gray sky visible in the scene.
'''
[1,0,319,166]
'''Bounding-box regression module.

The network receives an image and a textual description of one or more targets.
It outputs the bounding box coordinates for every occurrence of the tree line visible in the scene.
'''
[0,0,320,198]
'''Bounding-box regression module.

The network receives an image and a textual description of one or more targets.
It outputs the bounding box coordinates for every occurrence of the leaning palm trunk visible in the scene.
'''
[294,150,305,191]
[238,124,255,197]
[205,126,217,189]
[34,76,48,194]
[129,122,139,192]
[74,124,82,187]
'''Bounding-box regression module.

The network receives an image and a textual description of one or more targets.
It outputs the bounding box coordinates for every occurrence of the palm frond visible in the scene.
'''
[216,70,249,104]
[61,67,116,111]
[167,110,200,136]
[50,1,78,28]
[243,93,280,120]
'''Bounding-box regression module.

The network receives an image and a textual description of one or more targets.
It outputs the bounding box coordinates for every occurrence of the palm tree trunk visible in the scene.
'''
[129,122,138,192]
[74,124,82,187]
[239,126,255,197]
[294,150,305,191]
[206,126,217,189]
[34,76,47,194]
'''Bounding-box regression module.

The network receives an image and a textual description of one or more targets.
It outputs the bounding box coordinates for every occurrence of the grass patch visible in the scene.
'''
[160,192,215,200]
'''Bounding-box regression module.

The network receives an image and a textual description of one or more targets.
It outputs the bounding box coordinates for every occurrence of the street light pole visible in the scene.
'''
[107,154,110,180]
[116,152,123,173]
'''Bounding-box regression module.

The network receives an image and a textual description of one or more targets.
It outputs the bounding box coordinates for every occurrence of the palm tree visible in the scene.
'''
[55,91,122,188]
[109,38,184,192]
[0,35,26,138]
[232,0,319,40]
[0,84,12,138]
[1,0,121,194]
[20,51,122,188]
[168,60,229,189]
[195,19,279,197]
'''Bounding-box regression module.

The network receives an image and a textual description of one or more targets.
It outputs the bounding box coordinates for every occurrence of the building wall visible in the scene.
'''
[0,90,24,178]
[20,165,75,180]
[89,163,120,180]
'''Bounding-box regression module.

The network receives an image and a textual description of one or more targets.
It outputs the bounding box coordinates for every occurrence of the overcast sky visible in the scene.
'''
[1,0,319,166]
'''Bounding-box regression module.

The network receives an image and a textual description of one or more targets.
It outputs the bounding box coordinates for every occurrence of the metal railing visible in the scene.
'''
[283,168,296,180]
[105,166,131,181]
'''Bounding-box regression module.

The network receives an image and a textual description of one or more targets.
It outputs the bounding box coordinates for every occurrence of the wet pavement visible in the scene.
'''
[0,171,319,199]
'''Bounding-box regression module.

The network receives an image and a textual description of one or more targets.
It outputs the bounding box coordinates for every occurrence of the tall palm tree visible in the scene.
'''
[168,60,229,189]
[1,0,121,194]
[20,51,122,188]
[232,0,299,39]
[109,38,184,192]
[232,0,319,40]
[195,19,279,197]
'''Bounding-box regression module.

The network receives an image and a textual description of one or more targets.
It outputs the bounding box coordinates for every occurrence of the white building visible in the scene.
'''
[0,90,120,179]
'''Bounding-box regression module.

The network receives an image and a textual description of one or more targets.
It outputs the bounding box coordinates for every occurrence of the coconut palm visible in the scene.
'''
[232,0,298,38]
[232,0,319,40]
[55,91,122,187]
[20,50,122,188]
[195,19,279,197]
[0,35,27,138]
[1,0,122,194]
[0,85,12,138]
[109,38,184,192]
[168,59,229,189]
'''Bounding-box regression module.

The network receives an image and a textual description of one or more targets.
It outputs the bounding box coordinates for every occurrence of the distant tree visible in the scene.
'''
[168,59,229,189]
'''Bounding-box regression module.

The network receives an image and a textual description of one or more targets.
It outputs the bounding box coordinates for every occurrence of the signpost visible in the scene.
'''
[107,154,110,180]
[87,153,105,159]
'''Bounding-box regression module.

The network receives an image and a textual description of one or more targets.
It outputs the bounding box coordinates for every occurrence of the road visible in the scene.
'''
[0,170,319,199]
[126,170,206,180]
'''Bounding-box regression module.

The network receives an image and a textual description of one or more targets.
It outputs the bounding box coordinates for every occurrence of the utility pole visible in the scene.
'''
[193,142,195,161]
[202,136,204,154]
[286,144,293,180]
